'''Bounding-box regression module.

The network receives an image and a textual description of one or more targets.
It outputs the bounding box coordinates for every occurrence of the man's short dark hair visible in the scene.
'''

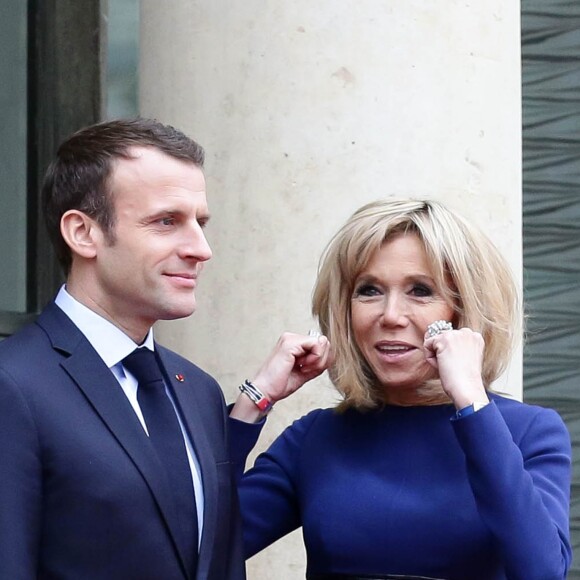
[41,117,205,275]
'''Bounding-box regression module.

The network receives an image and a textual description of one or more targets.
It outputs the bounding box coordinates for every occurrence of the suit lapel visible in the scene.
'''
[37,304,191,579]
[157,347,220,580]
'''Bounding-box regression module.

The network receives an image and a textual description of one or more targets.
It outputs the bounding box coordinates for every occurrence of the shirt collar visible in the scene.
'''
[54,285,155,368]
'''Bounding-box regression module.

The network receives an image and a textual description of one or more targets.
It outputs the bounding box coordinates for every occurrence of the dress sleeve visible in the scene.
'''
[227,411,265,482]
[452,400,572,580]
[237,409,322,559]
[0,369,42,579]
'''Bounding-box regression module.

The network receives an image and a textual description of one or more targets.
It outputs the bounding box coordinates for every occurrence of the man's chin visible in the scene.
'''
[159,302,197,321]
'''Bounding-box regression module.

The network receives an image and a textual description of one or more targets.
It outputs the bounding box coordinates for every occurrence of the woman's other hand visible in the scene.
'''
[230,332,331,423]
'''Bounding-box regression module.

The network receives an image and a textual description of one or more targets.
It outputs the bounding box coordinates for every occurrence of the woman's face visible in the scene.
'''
[350,232,454,402]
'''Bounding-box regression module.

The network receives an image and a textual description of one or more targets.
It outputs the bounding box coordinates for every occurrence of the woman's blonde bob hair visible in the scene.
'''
[312,198,522,410]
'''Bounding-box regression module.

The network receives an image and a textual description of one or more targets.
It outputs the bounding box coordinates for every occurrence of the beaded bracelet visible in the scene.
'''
[239,379,273,413]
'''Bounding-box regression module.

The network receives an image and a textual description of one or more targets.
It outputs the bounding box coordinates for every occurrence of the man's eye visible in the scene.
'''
[159,217,175,226]
[411,284,432,297]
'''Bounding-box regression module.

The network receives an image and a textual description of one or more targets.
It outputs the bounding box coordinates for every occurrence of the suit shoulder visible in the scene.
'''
[0,321,51,369]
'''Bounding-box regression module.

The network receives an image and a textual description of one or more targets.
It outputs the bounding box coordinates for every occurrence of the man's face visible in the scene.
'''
[87,147,212,340]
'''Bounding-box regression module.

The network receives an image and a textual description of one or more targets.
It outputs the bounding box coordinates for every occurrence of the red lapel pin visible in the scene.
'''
[175,374,185,382]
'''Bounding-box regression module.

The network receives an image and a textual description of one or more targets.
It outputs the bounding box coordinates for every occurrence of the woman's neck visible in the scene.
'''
[380,381,452,407]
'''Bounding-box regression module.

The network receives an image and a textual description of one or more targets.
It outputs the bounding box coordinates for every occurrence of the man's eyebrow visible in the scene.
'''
[143,208,181,221]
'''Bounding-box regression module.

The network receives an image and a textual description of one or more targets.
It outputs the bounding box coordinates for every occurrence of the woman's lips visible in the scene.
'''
[374,342,416,360]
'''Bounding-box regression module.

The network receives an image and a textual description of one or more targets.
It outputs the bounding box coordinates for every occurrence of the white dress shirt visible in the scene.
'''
[55,286,204,544]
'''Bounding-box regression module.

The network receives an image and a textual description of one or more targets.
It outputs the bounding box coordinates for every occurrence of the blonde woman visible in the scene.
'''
[237,199,572,580]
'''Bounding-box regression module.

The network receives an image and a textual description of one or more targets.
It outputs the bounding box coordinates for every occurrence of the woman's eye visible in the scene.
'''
[411,284,432,297]
[354,284,381,298]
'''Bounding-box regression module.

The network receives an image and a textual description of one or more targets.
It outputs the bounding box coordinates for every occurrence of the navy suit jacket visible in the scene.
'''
[0,302,248,580]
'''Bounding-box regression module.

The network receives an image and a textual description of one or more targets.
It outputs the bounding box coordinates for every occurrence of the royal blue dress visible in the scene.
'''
[237,395,572,579]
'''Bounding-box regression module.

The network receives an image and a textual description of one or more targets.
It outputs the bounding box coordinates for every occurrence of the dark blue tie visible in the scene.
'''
[123,348,198,576]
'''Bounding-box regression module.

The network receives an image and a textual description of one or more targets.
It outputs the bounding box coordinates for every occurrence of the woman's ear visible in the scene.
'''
[60,210,101,260]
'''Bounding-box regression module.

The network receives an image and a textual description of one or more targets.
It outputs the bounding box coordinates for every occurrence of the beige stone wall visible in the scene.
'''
[140,1,522,577]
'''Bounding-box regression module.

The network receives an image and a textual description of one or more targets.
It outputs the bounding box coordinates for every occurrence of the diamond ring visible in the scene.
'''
[426,320,453,338]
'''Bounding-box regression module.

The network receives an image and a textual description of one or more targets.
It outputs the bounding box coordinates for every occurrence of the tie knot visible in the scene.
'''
[122,348,164,386]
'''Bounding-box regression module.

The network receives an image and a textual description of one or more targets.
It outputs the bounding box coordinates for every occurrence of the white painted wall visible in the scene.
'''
[140,1,522,577]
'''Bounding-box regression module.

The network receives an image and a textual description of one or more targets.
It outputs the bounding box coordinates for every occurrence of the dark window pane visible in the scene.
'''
[107,0,139,118]
[0,0,27,313]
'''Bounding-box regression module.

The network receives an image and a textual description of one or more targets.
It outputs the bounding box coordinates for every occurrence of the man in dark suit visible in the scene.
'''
[0,118,330,580]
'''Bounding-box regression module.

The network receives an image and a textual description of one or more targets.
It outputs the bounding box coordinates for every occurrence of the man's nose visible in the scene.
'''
[180,225,212,262]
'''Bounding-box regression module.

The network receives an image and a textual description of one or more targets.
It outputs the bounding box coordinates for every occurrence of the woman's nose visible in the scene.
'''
[379,294,408,327]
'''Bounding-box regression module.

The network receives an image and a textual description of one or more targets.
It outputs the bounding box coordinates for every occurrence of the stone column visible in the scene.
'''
[140,2,521,577]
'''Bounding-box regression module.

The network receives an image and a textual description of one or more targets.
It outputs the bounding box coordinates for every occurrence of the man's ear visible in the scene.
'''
[60,210,102,259]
